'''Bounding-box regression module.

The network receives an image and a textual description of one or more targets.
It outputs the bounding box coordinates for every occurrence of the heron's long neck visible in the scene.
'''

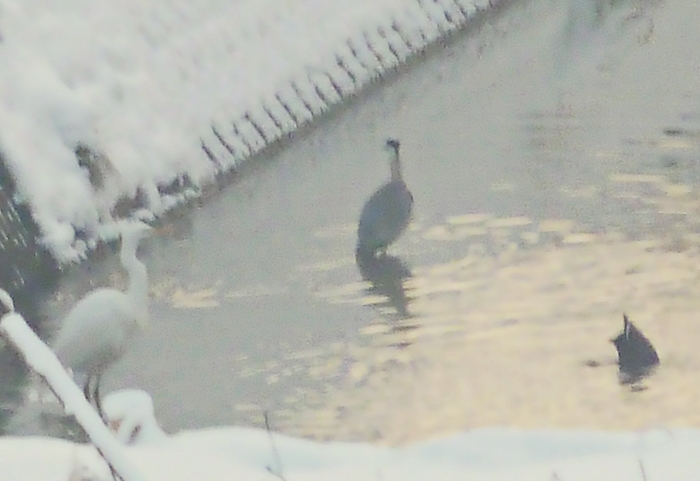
[390,148,402,182]
[121,238,148,316]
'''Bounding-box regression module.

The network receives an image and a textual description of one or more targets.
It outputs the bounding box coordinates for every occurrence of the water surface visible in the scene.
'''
[5,0,700,443]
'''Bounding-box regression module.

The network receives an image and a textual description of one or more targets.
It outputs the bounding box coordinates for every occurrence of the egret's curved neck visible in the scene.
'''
[389,147,402,182]
[121,236,148,316]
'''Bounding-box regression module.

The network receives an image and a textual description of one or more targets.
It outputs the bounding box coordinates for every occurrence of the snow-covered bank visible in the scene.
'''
[0,0,496,262]
[2,419,700,480]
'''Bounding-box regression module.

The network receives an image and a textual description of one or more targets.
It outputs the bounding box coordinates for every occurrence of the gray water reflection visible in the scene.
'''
[356,251,413,320]
[4,0,700,443]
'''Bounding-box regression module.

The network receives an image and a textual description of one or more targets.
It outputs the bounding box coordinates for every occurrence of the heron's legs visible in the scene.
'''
[82,374,107,423]
[93,373,107,423]
[83,376,93,404]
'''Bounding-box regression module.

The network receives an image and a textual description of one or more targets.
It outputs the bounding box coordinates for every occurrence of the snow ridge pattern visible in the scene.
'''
[0,0,493,262]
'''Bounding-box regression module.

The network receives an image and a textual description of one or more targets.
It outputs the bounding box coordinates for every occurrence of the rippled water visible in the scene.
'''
[4,0,700,444]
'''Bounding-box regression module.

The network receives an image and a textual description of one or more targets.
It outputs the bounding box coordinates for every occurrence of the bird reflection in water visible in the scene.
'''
[355,250,413,320]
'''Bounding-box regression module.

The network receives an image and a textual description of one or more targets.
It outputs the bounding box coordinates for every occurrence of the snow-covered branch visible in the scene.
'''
[0,289,146,481]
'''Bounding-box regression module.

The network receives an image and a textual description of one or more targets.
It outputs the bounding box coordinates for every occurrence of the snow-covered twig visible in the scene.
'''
[0,289,146,481]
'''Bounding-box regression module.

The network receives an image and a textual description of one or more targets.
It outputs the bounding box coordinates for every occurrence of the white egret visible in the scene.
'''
[52,221,153,420]
[356,139,413,258]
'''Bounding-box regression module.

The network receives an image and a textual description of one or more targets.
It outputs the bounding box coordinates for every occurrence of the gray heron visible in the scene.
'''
[356,138,413,258]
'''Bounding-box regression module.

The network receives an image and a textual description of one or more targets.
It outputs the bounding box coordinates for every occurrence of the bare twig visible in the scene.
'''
[638,458,648,481]
[263,411,287,481]
[635,425,673,481]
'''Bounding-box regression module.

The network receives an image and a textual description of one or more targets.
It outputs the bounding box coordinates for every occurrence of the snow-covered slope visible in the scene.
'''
[0,0,492,262]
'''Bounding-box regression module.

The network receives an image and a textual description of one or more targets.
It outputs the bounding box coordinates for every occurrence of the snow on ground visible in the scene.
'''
[2,402,700,481]
[0,0,491,262]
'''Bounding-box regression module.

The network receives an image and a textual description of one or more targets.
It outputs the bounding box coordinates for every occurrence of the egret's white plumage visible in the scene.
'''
[356,139,413,258]
[53,221,152,418]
